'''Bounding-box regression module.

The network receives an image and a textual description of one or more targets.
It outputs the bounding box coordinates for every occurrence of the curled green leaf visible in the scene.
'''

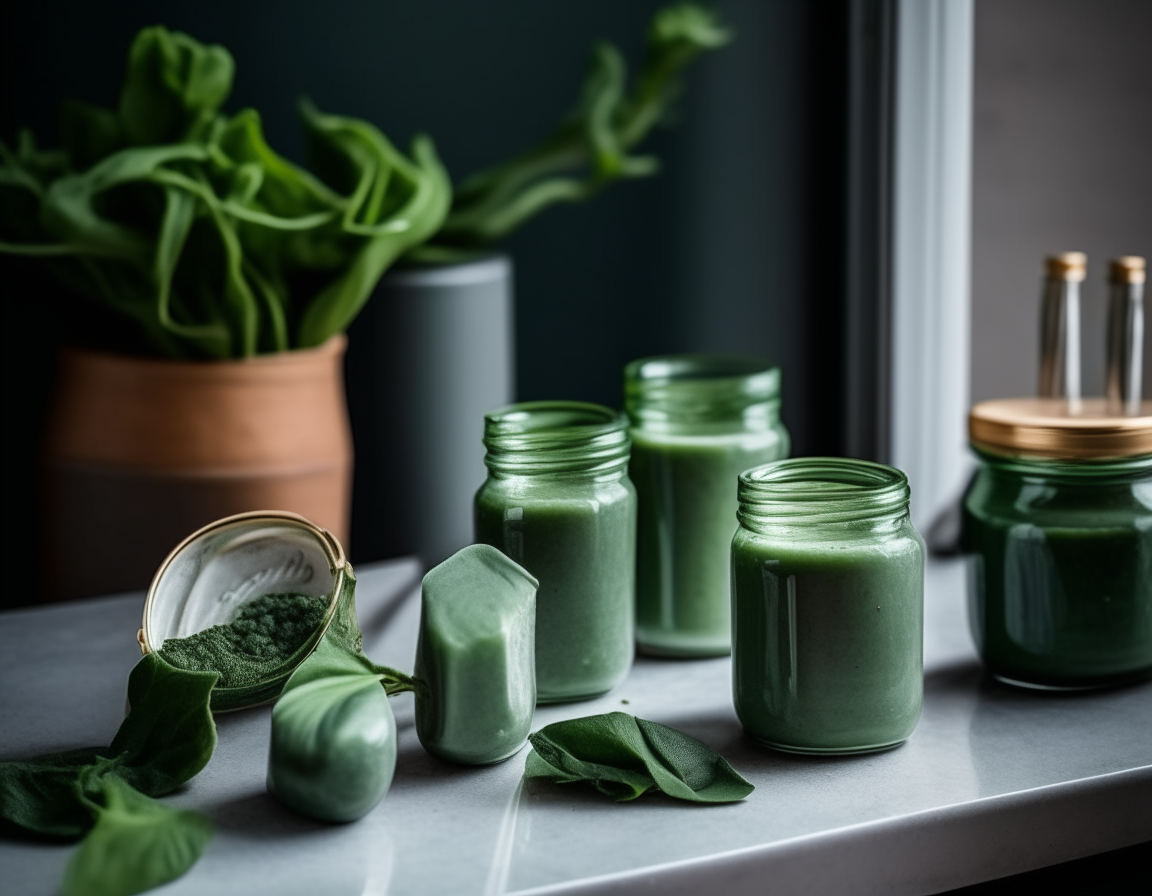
[0,656,217,841]
[62,777,212,896]
[119,26,235,146]
[524,712,754,803]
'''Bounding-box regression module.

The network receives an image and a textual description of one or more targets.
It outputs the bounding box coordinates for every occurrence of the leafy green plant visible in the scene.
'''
[0,5,727,358]
[524,712,754,803]
[0,26,450,359]
[433,2,731,248]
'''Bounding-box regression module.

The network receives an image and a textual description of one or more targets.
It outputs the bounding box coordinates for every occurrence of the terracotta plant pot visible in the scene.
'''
[41,336,352,602]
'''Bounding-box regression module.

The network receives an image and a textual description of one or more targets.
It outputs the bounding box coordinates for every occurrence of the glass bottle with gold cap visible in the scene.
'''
[1038,251,1086,405]
[1105,256,1145,416]
[961,399,1152,689]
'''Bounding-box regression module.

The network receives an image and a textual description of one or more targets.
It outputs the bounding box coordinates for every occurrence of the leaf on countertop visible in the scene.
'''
[107,654,219,798]
[524,712,753,803]
[0,656,216,840]
[62,777,212,896]
[0,749,109,840]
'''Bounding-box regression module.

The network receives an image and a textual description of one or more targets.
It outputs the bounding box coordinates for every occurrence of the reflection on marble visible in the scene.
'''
[2,558,1149,896]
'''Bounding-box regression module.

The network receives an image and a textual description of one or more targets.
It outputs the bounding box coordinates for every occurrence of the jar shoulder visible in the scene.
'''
[963,465,1152,526]
[631,423,789,453]
[733,520,924,560]
[476,475,635,508]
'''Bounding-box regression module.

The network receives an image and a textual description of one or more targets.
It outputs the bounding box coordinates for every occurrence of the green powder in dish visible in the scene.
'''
[158,593,330,689]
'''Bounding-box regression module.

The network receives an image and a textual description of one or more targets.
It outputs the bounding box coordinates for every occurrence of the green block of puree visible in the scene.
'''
[731,458,924,754]
[475,401,637,703]
[415,544,539,764]
[625,355,789,656]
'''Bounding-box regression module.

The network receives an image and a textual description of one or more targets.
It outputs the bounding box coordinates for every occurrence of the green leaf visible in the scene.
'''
[281,628,380,690]
[62,777,211,896]
[154,184,232,356]
[524,712,754,803]
[106,653,219,798]
[0,749,109,840]
[0,657,215,840]
[119,26,234,146]
[294,105,451,347]
[437,1,730,247]
[40,143,209,262]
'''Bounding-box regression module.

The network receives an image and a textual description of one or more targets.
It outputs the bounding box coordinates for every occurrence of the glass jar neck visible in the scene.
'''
[972,445,1152,484]
[624,354,781,433]
[737,457,911,536]
[483,401,630,481]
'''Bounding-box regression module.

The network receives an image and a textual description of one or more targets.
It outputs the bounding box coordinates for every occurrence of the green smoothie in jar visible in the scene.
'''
[963,398,1152,689]
[475,402,636,703]
[731,458,924,753]
[625,355,789,657]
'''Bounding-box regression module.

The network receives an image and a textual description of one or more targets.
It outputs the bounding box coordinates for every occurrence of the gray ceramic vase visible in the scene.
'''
[345,254,514,567]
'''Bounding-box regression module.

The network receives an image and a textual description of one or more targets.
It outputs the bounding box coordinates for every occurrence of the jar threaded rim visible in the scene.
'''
[624,354,780,428]
[483,401,630,477]
[738,457,910,530]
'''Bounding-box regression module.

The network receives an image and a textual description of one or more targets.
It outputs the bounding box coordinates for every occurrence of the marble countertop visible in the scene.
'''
[2,557,1150,896]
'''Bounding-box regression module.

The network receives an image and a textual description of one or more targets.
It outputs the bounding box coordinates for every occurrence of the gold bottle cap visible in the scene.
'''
[970,398,1152,459]
[1109,256,1146,285]
[1045,252,1087,282]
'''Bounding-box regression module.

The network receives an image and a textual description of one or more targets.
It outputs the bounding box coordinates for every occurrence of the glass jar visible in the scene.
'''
[962,398,1152,689]
[625,354,790,657]
[474,401,636,703]
[732,458,924,753]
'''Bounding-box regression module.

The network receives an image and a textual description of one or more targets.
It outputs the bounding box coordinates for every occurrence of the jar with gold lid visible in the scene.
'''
[962,399,1152,689]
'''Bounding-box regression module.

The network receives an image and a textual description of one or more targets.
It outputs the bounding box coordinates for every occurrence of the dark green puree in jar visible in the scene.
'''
[963,398,1152,689]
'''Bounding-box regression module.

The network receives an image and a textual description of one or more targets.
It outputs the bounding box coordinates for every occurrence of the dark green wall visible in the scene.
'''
[2,0,852,584]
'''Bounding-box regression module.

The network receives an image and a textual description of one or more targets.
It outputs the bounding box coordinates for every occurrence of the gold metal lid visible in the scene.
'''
[970,398,1152,459]
[1109,256,1146,285]
[1045,252,1087,282]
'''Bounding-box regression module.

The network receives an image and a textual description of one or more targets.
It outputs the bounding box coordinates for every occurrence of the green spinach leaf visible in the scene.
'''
[524,712,753,803]
[0,656,216,840]
[0,749,108,839]
[62,777,212,896]
[107,654,219,797]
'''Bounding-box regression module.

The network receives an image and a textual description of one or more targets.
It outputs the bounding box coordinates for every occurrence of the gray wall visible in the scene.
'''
[972,0,1152,403]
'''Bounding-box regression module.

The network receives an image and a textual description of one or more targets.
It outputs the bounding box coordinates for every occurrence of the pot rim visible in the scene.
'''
[62,334,347,370]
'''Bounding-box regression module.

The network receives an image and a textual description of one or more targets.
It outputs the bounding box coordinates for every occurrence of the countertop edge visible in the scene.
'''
[506,765,1152,896]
